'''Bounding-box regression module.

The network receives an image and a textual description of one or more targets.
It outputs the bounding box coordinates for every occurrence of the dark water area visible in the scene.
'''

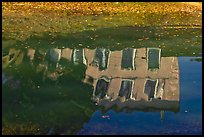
[2,27,202,135]
[77,57,202,135]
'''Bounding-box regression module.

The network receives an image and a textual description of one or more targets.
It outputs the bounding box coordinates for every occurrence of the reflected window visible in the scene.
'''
[121,48,136,70]
[92,48,110,71]
[47,48,61,63]
[94,78,110,99]
[147,48,161,70]
[72,49,86,65]
[118,79,133,99]
[144,79,164,100]
[144,79,158,100]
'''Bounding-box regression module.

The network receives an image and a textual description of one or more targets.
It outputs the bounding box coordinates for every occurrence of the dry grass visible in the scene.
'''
[2,2,202,15]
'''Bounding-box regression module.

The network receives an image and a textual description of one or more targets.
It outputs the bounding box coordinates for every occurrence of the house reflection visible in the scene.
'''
[84,48,180,112]
[2,47,180,112]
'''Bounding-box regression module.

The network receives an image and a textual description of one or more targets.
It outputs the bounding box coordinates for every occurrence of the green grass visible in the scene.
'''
[2,3,202,41]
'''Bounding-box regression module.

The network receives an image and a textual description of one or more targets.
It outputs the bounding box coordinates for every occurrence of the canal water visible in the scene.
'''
[2,27,202,135]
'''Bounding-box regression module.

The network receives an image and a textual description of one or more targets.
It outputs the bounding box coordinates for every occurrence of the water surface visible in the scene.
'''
[2,27,202,135]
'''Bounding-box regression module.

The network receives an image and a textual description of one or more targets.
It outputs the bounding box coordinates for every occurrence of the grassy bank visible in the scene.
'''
[2,2,202,41]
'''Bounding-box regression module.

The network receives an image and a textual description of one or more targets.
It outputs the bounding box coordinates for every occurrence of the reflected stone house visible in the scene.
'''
[2,47,179,111]
[84,48,180,111]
